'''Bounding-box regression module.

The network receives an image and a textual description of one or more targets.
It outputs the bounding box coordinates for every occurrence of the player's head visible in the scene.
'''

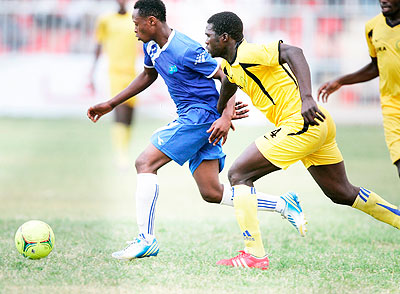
[380,0,400,17]
[116,0,128,12]
[116,0,128,6]
[133,0,167,42]
[205,11,243,58]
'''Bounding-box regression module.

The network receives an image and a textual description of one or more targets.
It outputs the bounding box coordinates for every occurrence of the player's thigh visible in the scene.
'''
[301,111,343,168]
[255,122,324,171]
[189,137,225,174]
[192,159,223,196]
[135,143,172,173]
[382,111,400,164]
[229,142,281,185]
[151,110,220,167]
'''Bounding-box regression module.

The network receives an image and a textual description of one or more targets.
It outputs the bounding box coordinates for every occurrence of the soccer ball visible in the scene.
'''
[15,220,55,259]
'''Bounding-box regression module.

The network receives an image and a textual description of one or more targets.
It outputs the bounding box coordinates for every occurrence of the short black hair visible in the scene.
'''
[134,0,166,22]
[207,11,243,41]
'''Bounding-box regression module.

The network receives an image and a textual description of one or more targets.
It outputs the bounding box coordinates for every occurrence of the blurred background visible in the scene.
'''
[0,0,382,123]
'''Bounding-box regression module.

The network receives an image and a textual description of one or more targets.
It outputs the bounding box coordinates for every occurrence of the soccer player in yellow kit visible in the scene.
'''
[319,0,400,178]
[90,0,140,168]
[205,11,400,270]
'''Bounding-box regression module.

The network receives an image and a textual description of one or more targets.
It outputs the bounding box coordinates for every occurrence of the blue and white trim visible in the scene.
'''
[147,184,159,235]
[358,187,371,203]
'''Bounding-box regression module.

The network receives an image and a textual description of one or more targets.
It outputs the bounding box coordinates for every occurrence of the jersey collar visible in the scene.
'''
[160,29,175,52]
[229,39,246,66]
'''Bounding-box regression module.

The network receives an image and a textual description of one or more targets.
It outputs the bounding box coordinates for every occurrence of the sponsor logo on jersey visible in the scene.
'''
[149,43,158,58]
[195,50,207,65]
[169,65,178,74]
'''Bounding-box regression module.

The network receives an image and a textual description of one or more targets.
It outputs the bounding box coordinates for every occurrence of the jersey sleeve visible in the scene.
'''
[221,59,235,83]
[183,47,219,78]
[143,43,155,68]
[365,20,376,58]
[257,41,281,67]
[95,15,107,44]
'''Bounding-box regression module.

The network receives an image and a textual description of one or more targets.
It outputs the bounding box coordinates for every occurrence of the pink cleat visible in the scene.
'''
[216,251,269,270]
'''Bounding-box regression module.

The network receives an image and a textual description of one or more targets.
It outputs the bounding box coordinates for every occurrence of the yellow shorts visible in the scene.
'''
[382,106,400,164]
[109,72,136,108]
[255,109,343,169]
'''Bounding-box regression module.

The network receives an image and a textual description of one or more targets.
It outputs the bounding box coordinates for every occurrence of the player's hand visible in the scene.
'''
[232,101,249,120]
[87,102,113,122]
[317,80,342,103]
[207,116,232,146]
[301,96,325,126]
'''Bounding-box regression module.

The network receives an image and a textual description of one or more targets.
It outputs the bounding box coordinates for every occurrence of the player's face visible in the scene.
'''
[380,0,400,17]
[132,9,155,43]
[205,24,224,58]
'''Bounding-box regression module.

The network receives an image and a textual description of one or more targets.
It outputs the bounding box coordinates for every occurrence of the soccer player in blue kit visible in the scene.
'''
[87,0,306,260]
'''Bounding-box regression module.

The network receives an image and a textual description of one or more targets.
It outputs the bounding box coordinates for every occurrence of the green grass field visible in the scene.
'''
[0,116,399,294]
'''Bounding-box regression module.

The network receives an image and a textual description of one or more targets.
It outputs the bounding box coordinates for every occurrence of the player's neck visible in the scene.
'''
[154,24,172,48]
[226,39,243,65]
[384,10,400,26]
[117,6,126,15]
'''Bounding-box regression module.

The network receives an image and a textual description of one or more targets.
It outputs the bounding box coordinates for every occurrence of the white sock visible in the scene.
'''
[220,183,285,213]
[136,173,159,240]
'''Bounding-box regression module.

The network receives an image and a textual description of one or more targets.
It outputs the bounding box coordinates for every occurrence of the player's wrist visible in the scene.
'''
[301,94,314,101]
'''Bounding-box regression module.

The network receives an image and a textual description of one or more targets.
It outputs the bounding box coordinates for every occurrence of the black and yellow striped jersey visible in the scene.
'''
[221,40,302,126]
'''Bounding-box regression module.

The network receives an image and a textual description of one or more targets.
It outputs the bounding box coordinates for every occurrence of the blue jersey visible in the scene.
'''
[143,30,220,116]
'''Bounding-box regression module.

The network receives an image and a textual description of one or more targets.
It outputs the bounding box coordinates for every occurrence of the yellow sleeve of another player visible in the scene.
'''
[95,15,108,44]
[258,41,281,67]
[365,19,376,58]
[221,59,235,83]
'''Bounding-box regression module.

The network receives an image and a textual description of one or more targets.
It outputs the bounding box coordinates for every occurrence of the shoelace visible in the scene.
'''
[123,237,142,249]
[232,250,249,261]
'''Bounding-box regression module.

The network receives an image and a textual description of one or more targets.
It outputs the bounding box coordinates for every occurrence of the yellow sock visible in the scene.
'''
[111,123,131,165]
[352,187,400,229]
[233,185,265,257]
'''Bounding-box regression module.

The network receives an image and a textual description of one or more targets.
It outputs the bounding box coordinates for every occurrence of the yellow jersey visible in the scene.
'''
[221,40,302,127]
[365,14,400,109]
[95,12,138,76]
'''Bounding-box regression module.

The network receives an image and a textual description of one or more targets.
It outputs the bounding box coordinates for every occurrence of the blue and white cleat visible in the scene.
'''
[280,192,307,237]
[111,234,159,260]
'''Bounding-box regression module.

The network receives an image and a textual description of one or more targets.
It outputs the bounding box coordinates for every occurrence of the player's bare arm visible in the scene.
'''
[207,97,236,146]
[217,76,238,114]
[279,43,325,126]
[317,57,378,103]
[213,68,248,118]
[208,70,249,145]
[87,67,158,122]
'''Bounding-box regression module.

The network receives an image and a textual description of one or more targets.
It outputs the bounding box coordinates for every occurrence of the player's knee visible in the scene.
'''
[135,155,153,173]
[201,192,221,203]
[199,186,222,203]
[228,168,244,186]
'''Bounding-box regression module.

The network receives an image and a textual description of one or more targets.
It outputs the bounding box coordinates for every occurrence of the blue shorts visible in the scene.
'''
[150,107,226,174]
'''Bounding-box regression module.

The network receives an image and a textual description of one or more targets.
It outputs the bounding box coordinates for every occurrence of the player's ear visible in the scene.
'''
[221,33,229,42]
[148,16,157,26]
